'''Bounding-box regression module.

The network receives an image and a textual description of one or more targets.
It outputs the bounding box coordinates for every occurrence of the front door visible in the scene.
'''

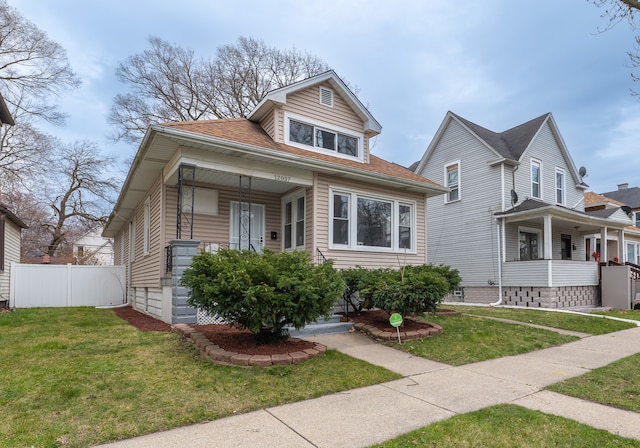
[561,234,572,260]
[230,202,265,252]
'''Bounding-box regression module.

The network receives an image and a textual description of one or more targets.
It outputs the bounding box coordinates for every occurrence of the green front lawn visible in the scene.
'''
[0,307,400,447]
[445,305,637,334]
[388,313,578,365]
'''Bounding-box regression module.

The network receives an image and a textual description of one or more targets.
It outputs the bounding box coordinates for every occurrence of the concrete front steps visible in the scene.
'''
[286,314,353,337]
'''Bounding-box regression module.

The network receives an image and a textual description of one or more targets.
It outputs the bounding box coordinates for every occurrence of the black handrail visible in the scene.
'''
[316,247,327,265]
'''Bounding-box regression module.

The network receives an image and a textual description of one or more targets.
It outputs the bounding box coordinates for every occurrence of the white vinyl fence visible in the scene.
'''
[10,263,126,308]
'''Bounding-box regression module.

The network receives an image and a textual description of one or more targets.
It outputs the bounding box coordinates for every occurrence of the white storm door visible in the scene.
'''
[230,202,265,252]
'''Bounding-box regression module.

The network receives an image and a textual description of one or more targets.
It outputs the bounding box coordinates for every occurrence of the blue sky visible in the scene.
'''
[10,0,640,194]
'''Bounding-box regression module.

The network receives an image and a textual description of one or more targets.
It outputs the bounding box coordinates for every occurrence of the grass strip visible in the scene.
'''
[547,353,640,413]
[370,404,640,447]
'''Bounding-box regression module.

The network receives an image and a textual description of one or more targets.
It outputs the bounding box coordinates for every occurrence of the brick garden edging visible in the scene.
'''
[353,317,443,342]
[173,323,327,367]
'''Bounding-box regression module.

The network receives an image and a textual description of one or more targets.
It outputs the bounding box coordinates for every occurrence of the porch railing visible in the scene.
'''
[165,245,172,275]
[316,247,327,265]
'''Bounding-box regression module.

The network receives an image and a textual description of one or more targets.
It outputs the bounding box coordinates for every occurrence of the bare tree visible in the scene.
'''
[42,140,119,257]
[590,0,640,91]
[0,0,80,124]
[108,36,331,144]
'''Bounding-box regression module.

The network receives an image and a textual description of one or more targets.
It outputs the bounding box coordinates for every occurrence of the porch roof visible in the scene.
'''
[495,198,630,231]
[104,118,447,237]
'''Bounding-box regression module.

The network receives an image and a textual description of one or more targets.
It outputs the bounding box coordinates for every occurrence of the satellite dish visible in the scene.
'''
[511,189,519,206]
[621,205,632,215]
[579,166,587,178]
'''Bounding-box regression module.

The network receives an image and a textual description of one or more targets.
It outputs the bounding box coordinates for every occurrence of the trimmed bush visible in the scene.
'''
[181,248,345,343]
[360,264,460,317]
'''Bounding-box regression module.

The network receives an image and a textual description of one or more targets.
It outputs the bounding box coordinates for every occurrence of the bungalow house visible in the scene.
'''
[103,71,447,324]
[414,111,631,309]
[0,204,27,307]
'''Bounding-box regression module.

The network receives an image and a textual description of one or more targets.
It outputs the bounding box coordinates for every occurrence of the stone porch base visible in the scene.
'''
[455,286,600,309]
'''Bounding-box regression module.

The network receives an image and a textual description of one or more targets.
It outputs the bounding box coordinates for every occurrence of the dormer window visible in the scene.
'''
[287,113,362,160]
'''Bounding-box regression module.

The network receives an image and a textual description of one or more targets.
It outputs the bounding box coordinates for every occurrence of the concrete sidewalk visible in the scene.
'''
[96,327,640,448]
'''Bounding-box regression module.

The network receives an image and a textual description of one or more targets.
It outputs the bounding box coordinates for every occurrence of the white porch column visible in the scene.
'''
[543,215,552,259]
[618,229,625,263]
[601,227,608,262]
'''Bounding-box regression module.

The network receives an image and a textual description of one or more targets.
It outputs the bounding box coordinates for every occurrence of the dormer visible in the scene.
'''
[247,71,381,163]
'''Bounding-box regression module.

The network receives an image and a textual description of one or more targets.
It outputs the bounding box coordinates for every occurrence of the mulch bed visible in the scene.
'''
[112,306,445,356]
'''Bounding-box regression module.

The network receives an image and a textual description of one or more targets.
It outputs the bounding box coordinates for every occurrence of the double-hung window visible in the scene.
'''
[283,193,305,250]
[555,168,565,205]
[445,162,460,202]
[330,190,415,252]
[531,159,541,199]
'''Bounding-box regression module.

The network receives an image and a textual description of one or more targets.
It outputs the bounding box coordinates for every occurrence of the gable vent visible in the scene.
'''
[319,87,333,107]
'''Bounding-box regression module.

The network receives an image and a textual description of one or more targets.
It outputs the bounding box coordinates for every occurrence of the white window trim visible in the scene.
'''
[284,112,364,162]
[329,187,417,253]
[555,167,565,205]
[143,198,151,256]
[518,225,542,260]
[282,189,306,251]
[129,219,136,262]
[444,160,461,204]
[531,158,542,200]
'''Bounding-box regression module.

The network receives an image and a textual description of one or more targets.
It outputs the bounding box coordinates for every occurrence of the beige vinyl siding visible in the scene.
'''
[314,174,427,269]
[419,119,503,287]
[164,184,282,253]
[259,107,277,140]
[0,221,21,299]
[281,82,370,163]
[131,175,163,287]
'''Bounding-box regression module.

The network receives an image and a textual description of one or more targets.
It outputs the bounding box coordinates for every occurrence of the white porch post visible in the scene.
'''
[601,226,608,262]
[618,229,625,263]
[543,215,552,259]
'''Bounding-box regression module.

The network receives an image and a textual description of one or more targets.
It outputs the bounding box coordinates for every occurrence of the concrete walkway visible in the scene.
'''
[96,327,640,448]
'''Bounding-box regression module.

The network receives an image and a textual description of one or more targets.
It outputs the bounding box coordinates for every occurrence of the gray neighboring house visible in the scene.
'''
[414,111,631,308]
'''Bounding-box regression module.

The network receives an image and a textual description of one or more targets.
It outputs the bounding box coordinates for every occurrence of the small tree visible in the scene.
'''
[340,266,375,313]
[181,249,345,343]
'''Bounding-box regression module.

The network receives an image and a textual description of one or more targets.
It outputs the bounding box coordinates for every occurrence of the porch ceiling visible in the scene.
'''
[164,167,301,194]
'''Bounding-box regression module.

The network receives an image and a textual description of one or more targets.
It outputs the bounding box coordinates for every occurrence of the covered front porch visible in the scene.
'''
[495,199,631,308]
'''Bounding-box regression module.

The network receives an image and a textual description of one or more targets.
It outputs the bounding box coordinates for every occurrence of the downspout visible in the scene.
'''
[490,217,503,306]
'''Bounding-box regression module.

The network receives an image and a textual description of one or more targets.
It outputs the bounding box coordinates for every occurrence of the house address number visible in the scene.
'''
[274,174,291,182]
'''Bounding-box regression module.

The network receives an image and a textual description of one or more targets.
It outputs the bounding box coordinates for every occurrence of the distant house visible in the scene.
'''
[72,226,114,265]
[414,111,631,308]
[601,183,640,227]
[585,191,640,265]
[0,204,27,307]
[103,71,446,324]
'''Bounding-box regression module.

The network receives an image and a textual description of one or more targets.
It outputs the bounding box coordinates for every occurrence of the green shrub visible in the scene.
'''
[181,249,345,343]
[360,264,455,317]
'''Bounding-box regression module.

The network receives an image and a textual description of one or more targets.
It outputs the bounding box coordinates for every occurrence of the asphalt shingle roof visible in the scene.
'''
[451,112,550,161]
[164,118,444,189]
